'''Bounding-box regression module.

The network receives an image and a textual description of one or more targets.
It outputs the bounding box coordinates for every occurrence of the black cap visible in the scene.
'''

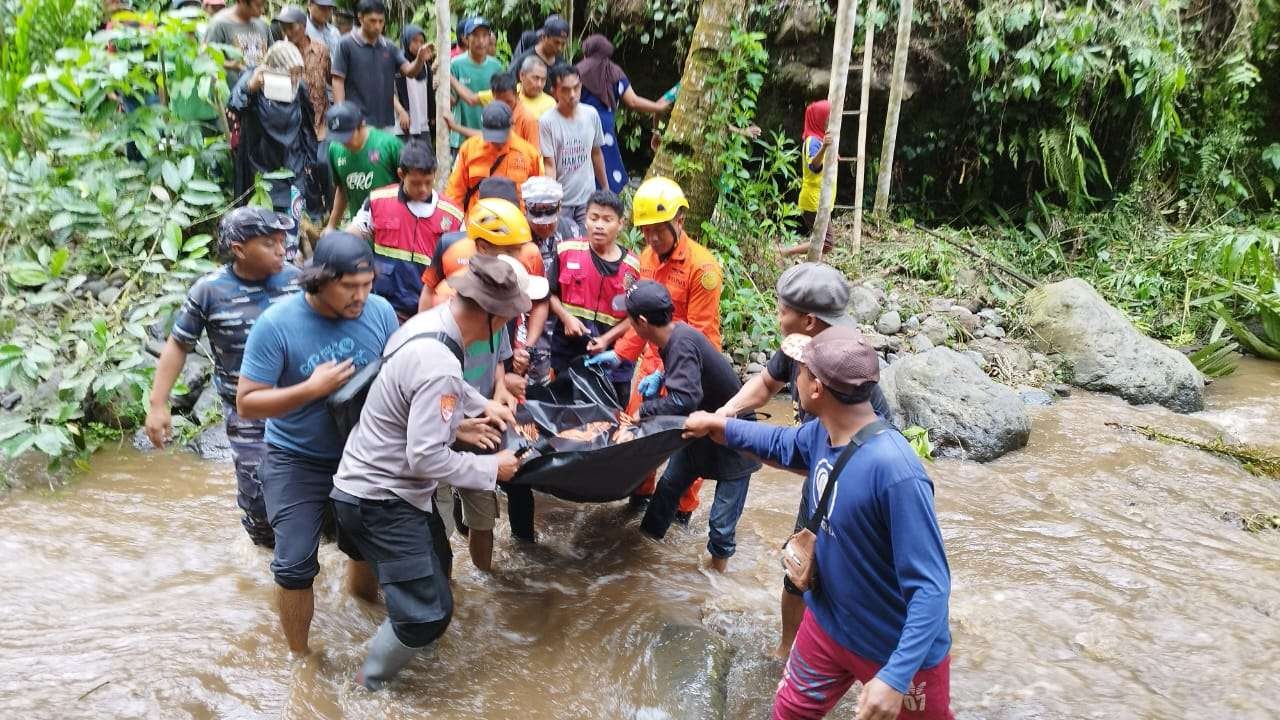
[624,280,674,317]
[481,102,512,144]
[324,102,364,144]
[478,176,518,205]
[313,231,374,274]
[542,14,570,38]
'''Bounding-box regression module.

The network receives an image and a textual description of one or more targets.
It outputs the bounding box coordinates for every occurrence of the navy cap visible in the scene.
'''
[218,206,295,254]
[478,176,518,205]
[313,231,374,274]
[481,102,512,144]
[624,280,674,317]
[464,16,491,36]
[542,14,570,38]
[324,102,364,144]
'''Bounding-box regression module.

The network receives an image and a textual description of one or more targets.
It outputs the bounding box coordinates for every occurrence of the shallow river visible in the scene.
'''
[2,361,1278,719]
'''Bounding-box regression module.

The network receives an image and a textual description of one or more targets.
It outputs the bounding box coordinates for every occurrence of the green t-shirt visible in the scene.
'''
[328,128,403,219]
[450,54,504,149]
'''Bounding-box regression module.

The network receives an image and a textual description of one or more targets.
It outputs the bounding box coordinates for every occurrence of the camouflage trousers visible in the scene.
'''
[225,403,275,547]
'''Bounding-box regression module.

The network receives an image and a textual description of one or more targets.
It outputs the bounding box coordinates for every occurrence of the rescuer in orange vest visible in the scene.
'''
[586,176,722,519]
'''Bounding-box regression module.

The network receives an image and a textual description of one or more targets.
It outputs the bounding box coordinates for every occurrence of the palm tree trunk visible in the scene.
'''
[646,0,749,232]
[806,0,860,262]
[873,0,913,216]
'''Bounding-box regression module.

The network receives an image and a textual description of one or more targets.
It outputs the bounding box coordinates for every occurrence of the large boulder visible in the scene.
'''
[1022,279,1204,412]
[879,347,1030,461]
[637,623,732,720]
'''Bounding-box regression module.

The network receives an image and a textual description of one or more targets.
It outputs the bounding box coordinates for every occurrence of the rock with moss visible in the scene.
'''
[879,347,1031,461]
[1022,279,1204,412]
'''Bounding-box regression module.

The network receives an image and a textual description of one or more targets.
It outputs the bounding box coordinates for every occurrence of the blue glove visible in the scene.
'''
[584,350,620,369]
[638,370,664,399]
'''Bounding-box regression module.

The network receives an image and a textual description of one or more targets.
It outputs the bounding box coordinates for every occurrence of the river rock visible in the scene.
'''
[948,305,980,333]
[984,323,1006,339]
[744,362,766,376]
[1018,388,1055,406]
[969,337,1033,374]
[639,623,731,720]
[96,286,122,306]
[131,427,156,451]
[848,286,882,324]
[920,315,954,345]
[979,308,1004,326]
[875,309,902,335]
[928,297,954,313]
[904,315,920,333]
[1022,279,1204,412]
[909,334,934,353]
[83,279,109,297]
[879,347,1031,461]
[962,350,986,370]
[190,422,232,463]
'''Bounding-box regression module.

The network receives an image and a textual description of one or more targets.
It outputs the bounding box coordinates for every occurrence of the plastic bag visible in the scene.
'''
[525,357,622,410]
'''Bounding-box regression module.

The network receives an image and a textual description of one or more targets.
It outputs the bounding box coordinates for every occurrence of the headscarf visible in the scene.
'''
[401,24,427,80]
[803,100,830,143]
[576,34,627,110]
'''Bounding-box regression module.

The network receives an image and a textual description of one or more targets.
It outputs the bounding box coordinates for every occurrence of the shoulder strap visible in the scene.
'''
[462,152,510,210]
[806,420,888,533]
[385,331,464,368]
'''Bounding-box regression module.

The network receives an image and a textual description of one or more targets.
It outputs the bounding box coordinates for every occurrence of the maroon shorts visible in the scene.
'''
[773,609,954,719]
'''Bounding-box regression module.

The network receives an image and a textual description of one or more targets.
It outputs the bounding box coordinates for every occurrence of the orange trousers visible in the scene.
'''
[628,352,702,513]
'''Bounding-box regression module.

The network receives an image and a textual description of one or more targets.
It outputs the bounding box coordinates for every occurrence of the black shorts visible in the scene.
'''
[259,446,359,589]
[331,489,454,632]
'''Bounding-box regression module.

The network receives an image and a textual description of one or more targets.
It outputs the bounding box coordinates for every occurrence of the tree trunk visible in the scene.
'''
[873,0,912,216]
[646,0,749,232]
[806,0,859,262]
[434,0,452,190]
[849,0,878,257]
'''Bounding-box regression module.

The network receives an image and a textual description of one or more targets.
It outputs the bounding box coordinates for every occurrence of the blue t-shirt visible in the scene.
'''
[725,418,952,694]
[239,293,399,460]
[170,264,302,405]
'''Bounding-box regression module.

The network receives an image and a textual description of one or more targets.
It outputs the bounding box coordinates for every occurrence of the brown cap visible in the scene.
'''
[450,254,532,317]
[780,326,879,394]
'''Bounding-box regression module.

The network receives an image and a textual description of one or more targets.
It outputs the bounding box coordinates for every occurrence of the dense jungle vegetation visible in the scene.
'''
[0,0,1277,472]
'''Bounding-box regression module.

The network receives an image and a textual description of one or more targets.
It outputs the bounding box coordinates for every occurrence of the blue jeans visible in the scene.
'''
[640,445,752,558]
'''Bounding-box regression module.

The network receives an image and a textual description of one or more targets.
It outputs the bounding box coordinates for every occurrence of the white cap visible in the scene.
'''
[496,254,549,301]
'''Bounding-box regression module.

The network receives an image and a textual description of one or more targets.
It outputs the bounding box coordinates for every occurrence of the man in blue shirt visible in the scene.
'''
[145,207,301,547]
[237,231,399,658]
[685,326,954,720]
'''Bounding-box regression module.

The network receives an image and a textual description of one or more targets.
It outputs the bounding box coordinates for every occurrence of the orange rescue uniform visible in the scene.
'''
[422,237,545,306]
[445,134,544,214]
[614,231,723,512]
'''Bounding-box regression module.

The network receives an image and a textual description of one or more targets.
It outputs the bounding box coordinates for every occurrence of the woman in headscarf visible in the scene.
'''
[396,24,435,145]
[228,40,318,253]
[782,99,835,256]
[575,34,671,192]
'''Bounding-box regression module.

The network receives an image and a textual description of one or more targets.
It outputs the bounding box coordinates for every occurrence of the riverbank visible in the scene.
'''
[2,362,1278,719]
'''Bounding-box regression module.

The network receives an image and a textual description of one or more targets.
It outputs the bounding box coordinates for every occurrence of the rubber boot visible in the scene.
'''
[358,620,418,691]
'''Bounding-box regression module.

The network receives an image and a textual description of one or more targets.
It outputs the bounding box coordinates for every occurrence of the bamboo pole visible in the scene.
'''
[872,0,912,216]
[806,0,859,262]
[849,0,877,258]
[433,0,452,190]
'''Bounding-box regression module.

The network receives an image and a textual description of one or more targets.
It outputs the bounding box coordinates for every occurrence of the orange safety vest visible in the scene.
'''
[555,239,640,328]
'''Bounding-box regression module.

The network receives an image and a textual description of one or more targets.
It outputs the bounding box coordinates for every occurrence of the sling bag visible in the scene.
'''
[328,331,465,440]
[781,419,888,592]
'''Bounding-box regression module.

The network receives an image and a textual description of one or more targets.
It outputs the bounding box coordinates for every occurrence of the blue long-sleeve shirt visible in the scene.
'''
[725,418,952,693]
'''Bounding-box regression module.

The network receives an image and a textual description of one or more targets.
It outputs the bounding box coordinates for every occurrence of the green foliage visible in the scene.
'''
[967,0,1190,207]
[693,29,802,361]
[1188,322,1240,378]
[0,10,228,470]
[902,425,934,461]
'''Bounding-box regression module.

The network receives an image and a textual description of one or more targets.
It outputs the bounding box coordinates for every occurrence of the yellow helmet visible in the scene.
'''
[467,197,532,246]
[632,176,689,227]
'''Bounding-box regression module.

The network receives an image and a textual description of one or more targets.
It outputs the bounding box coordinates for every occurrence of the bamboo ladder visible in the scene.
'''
[806,0,910,262]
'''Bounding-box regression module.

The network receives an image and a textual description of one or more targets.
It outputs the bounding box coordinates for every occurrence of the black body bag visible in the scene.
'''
[328,331,464,440]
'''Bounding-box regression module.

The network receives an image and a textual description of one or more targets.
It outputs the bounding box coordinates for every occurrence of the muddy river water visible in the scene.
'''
[2,360,1278,719]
